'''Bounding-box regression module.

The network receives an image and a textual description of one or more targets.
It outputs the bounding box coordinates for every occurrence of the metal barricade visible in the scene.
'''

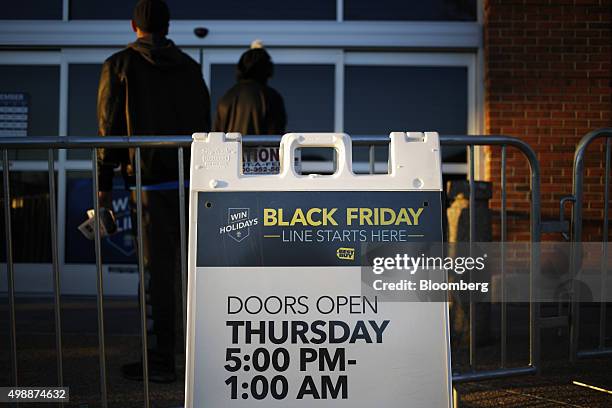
[1,137,191,408]
[568,128,612,361]
[1,134,542,407]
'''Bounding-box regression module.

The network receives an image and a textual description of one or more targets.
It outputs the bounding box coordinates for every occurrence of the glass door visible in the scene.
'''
[0,51,61,294]
[344,52,478,176]
[204,48,342,133]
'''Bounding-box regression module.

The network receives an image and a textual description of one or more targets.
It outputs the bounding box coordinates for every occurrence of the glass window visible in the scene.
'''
[210,64,335,133]
[0,65,60,160]
[68,64,102,159]
[4,1,63,19]
[345,0,477,21]
[0,171,53,263]
[344,65,468,164]
[69,2,132,20]
[71,0,335,20]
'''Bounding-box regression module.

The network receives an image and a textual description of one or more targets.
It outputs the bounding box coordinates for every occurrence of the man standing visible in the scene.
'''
[97,0,210,382]
[213,41,287,135]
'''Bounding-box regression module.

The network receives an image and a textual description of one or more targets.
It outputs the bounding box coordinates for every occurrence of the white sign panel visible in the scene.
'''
[186,132,452,407]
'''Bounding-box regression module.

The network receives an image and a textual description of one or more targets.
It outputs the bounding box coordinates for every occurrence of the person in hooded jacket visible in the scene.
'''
[213,42,287,135]
[97,0,210,383]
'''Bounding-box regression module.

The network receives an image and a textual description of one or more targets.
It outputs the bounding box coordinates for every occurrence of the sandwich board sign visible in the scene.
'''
[185,132,452,407]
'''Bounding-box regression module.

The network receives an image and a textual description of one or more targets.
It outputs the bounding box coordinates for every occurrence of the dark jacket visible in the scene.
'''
[213,80,286,135]
[97,37,211,191]
[213,47,286,135]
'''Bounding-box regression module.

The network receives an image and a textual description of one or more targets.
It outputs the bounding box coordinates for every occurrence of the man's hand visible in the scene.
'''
[98,191,113,210]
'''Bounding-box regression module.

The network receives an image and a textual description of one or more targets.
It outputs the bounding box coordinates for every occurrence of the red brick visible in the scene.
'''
[485,0,611,241]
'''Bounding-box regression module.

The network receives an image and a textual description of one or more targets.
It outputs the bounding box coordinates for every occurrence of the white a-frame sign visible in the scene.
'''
[185,132,452,407]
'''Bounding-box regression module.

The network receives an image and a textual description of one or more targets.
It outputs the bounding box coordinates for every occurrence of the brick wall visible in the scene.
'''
[484,0,612,241]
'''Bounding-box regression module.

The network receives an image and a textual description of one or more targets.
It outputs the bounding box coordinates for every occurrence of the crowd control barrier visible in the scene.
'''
[568,128,612,361]
[0,133,544,407]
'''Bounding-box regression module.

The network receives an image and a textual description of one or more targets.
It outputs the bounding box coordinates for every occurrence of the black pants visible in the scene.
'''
[131,189,186,369]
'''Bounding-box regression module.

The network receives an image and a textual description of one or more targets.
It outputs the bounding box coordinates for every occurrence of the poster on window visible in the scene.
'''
[65,176,136,265]
[0,92,29,137]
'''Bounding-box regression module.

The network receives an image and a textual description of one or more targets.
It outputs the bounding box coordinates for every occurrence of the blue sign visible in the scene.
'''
[65,177,136,264]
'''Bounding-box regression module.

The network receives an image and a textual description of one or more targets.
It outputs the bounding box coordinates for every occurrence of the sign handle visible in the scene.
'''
[279,133,353,177]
